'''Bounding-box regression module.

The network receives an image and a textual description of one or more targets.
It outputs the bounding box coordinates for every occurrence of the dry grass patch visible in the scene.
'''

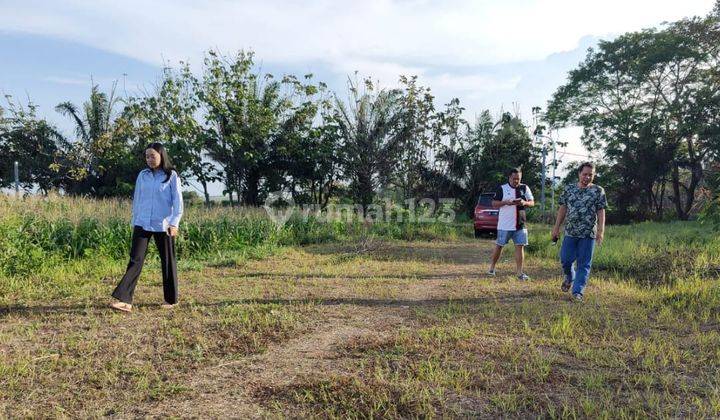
[257,276,720,418]
[2,238,719,417]
[0,301,315,417]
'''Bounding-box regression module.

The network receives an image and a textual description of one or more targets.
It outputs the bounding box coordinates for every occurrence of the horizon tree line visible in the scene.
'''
[1,3,719,222]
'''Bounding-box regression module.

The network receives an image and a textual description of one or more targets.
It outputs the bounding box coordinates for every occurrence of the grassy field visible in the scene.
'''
[1,197,719,417]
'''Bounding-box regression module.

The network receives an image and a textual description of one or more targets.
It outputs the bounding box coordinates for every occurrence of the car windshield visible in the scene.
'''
[477,194,494,206]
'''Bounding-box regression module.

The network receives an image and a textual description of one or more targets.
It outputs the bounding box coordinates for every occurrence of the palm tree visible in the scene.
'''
[55,81,122,195]
[56,81,118,143]
[333,77,406,214]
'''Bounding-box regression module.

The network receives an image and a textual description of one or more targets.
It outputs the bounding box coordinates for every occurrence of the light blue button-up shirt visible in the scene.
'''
[131,169,183,232]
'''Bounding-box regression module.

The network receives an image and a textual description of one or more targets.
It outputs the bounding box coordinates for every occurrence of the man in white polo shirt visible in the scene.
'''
[487,168,535,280]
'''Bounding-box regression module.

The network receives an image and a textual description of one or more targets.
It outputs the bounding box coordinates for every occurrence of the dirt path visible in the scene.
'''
[5,237,715,418]
[141,240,506,417]
[145,305,408,418]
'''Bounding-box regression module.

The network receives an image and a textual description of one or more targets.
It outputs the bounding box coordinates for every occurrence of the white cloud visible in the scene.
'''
[42,76,89,86]
[328,58,426,88]
[424,73,522,94]
[1,0,711,123]
[0,0,712,69]
[1,0,713,172]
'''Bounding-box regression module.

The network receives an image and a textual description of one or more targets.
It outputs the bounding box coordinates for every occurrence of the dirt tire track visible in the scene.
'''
[144,304,408,418]
[140,241,498,417]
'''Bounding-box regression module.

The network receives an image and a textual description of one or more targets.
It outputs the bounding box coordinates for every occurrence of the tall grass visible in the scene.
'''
[527,221,720,286]
[0,195,470,280]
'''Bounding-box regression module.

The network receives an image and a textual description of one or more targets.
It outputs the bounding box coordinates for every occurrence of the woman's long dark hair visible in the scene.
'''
[145,142,176,183]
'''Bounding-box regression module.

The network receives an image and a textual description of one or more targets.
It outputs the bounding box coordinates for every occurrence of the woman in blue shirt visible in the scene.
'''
[110,143,183,313]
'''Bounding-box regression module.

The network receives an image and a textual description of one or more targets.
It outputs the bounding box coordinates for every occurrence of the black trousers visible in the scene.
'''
[112,226,178,304]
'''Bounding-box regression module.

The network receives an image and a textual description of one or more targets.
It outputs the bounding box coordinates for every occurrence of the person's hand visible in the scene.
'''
[596,231,604,246]
[168,226,179,237]
[551,226,560,242]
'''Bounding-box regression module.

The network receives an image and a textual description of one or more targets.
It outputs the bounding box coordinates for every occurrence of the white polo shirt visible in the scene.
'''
[492,183,534,231]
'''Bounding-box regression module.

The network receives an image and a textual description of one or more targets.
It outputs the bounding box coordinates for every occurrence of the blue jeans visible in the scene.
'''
[496,229,528,246]
[560,236,596,295]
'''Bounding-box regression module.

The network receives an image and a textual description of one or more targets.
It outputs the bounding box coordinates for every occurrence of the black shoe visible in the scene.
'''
[561,280,571,293]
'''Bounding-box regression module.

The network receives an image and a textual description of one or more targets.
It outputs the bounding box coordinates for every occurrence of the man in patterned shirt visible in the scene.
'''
[551,162,607,302]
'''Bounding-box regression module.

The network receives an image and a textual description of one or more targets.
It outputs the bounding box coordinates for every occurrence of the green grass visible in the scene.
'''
[0,196,469,303]
[1,197,719,417]
[0,300,315,417]
[528,221,720,286]
[287,288,719,418]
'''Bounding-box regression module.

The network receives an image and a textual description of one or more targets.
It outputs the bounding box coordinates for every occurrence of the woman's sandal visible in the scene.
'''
[110,301,133,313]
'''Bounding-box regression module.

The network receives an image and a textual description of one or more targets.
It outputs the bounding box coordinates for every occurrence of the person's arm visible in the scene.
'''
[596,208,605,245]
[130,173,142,227]
[167,172,184,236]
[521,185,535,207]
[595,186,608,245]
[551,205,567,240]
[491,185,511,208]
[492,199,513,208]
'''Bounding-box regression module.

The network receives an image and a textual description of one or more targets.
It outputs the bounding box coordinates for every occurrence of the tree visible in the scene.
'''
[700,162,720,228]
[416,97,469,205]
[435,111,541,217]
[123,64,222,205]
[333,77,407,213]
[392,75,438,200]
[193,50,252,205]
[53,82,134,196]
[197,50,319,206]
[0,99,63,194]
[272,83,341,208]
[546,12,720,220]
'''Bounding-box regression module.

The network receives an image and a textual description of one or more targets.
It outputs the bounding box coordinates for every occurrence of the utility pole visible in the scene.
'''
[14,161,19,197]
[532,109,547,214]
[540,143,546,213]
[552,135,557,214]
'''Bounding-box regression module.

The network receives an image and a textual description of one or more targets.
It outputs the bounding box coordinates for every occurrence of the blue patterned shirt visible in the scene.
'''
[131,169,183,232]
[558,183,607,238]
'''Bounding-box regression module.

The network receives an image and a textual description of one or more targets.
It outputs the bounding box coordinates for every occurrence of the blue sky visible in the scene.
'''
[0,0,714,194]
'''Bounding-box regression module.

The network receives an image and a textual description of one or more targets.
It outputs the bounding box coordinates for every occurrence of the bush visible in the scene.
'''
[0,196,471,279]
[527,221,720,287]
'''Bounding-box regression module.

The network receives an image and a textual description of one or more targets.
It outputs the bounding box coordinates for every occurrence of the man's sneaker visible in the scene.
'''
[518,273,530,281]
[561,280,572,292]
[572,293,584,302]
[487,269,496,277]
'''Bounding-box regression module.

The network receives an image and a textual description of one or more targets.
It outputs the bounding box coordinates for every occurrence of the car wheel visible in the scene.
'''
[474,228,482,238]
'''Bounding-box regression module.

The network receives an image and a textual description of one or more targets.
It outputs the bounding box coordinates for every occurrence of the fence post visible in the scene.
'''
[540,144,546,213]
[14,161,19,197]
